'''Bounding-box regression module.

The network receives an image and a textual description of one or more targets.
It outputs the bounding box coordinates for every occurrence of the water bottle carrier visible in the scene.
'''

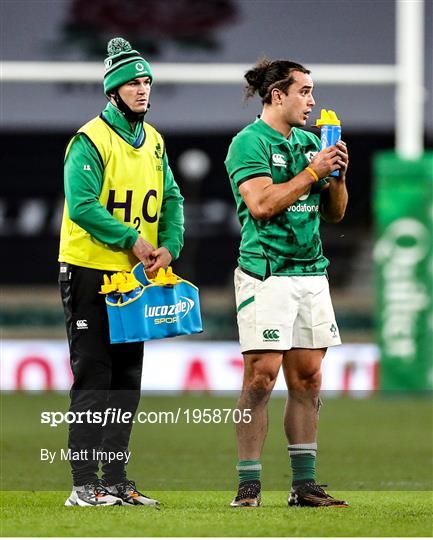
[104,263,203,344]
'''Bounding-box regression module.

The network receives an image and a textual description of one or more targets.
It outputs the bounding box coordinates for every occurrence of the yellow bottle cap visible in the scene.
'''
[164,266,178,285]
[150,267,179,286]
[315,108,341,127]
[153,268,167,284]
[110,273,118,286]
[100,274,118,294]
[118,272,141,293]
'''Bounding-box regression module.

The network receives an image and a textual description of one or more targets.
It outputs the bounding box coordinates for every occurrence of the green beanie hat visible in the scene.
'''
[103,37,153,95]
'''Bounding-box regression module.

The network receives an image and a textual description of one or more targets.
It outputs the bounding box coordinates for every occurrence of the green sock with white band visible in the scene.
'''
[236,460,262,483]
[288,442,317,484]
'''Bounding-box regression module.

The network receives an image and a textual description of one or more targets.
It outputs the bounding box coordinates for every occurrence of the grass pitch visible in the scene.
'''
[1,490,432,537]
[1,392,432,536]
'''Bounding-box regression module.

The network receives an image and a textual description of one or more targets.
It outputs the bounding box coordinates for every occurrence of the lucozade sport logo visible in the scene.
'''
[144,297,195,320]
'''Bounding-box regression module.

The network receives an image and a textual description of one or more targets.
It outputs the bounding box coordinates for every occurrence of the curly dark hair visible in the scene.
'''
[244,57,310,104]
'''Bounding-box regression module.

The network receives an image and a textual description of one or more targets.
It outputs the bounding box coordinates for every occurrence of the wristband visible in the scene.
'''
[305,166,319,182]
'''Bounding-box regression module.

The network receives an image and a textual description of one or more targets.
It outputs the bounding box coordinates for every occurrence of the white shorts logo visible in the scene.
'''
[76,320,88,330]
[263,329,280,341]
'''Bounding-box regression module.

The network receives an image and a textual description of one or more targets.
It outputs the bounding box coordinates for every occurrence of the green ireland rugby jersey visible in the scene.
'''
[225,118,329,277]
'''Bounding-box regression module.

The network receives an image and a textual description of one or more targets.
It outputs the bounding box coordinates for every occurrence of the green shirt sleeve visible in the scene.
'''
[225,133,271,187]
[64,134,138,249]
[158,152,184,261]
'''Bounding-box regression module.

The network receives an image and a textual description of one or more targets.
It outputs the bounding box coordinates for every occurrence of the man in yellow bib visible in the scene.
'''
[59,37,184,507]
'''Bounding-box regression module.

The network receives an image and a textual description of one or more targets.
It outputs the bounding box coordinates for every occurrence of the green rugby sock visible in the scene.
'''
[288,443,317,483]
[236,459,261,483]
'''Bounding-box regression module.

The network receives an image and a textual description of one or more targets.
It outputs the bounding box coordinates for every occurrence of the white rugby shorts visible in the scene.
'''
[234,267,341,352]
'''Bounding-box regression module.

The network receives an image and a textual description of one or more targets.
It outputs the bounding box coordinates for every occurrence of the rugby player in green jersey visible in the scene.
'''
[225,58,349,508]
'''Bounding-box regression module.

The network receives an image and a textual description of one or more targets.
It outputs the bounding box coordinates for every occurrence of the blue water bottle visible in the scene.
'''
[117,273,142,303]
[315,109,341,177]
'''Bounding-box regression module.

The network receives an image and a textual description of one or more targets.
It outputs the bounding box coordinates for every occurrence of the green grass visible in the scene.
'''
[1,490,432,537]
[1,392,432,535]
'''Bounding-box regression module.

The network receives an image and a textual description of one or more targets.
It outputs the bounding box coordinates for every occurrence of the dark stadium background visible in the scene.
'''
[0,130,403,287]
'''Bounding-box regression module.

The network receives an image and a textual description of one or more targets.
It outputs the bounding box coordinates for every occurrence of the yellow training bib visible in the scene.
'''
[59,117,164,271]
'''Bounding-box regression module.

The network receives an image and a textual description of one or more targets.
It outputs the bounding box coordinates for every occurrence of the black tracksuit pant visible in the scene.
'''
[59,263,144,486]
